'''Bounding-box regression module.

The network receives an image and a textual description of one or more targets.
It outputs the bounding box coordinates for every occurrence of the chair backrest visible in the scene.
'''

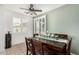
[66,38,72,55]
[25,37,36,55]
[54,33,68,39]
[33,33,39,37]
[53,33,72,55]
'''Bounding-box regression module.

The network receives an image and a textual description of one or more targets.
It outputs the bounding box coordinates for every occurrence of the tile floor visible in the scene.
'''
[0,43,26,55]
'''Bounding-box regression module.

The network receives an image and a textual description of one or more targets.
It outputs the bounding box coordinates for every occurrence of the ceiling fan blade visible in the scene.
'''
[33,10,42,12]
[20,8,29,10]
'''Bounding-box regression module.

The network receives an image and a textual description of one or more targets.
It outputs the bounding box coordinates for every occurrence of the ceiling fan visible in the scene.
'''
[20,4,42,15]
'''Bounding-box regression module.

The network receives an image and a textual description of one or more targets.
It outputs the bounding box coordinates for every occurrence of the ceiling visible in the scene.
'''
[1,4,65,17]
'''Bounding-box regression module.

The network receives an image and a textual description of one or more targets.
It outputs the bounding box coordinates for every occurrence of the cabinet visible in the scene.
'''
[5,32,12,49]
[34,15,46,34]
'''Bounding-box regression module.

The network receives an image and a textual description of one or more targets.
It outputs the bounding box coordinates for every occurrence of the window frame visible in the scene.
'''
[12,17,23,33]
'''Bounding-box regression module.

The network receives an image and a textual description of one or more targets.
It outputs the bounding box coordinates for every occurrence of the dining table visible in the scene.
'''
[33,35,68,55]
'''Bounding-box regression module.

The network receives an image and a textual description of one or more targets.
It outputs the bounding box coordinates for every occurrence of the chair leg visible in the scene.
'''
[26,50,28,55]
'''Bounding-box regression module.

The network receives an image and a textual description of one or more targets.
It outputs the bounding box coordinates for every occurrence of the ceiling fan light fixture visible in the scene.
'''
[20,4,42,16]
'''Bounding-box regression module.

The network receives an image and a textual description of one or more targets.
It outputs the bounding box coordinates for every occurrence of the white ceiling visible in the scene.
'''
[2,4,65,17]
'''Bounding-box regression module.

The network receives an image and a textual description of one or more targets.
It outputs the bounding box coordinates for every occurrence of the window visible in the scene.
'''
[13,17,22,33]
[34,15,46,34]
[13,17,29,33]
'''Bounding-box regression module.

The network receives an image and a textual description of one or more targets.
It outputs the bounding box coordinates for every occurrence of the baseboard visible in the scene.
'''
[12,41,25,46]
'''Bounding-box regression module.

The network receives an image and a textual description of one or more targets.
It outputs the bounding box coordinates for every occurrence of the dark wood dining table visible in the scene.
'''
[33,37,67,55]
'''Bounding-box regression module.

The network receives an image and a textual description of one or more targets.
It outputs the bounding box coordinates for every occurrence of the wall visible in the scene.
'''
[0,8,6,51]
[47,4,79,54]
[0,6,33,51]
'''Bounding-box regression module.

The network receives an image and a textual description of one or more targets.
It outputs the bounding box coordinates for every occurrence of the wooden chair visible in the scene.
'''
[25,37,43,55]
[66,38,72,55]
[54,33,68,39]
[25,37,36,55]
[53,33,72,55]
[33,33,39,37]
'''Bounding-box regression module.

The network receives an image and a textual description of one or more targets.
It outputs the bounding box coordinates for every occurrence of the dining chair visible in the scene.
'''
[51,33,72,55]
[66,38,72,55]
[25,37,36,55]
